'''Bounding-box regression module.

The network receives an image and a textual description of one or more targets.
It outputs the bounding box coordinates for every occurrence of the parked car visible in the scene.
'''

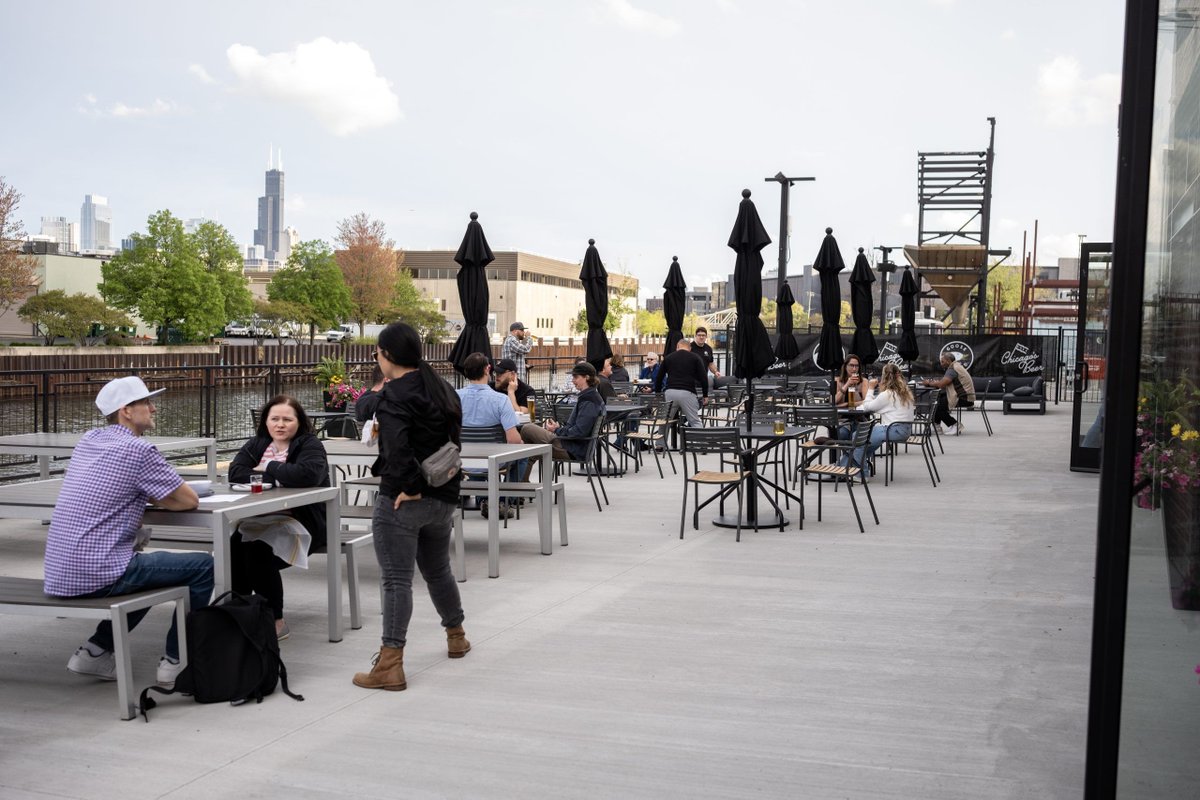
[325,324,355,343]
[223,321,250,337]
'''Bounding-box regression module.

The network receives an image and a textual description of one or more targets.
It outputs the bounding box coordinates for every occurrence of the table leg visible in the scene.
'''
[206,443,217,481]
[327,496,343,642]
[539,448,552,555]
[213,517,232,595]
[487,456,500,578]
[38,455,49,480]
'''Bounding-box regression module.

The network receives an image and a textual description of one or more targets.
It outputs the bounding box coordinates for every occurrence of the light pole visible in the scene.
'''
[763,172,816,298]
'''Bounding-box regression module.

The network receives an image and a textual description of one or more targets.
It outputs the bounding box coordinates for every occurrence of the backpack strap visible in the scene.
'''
[277,658,305,702]
[138,684,183,722]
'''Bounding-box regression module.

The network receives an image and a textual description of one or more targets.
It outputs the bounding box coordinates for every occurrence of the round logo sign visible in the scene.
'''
[938,340,974,369]
[812,342,847,371]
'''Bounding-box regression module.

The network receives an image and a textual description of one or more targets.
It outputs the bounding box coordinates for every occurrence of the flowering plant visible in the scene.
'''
[326,381,366,409]
[314,356,347,388]
[1134,376,1200,508]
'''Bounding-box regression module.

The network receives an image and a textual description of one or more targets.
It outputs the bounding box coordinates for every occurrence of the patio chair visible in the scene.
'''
[882,413,940,488]
[626,397,678,478]
[678,426,751,542]
[460,424,514,523]
[555,413,609,512]
[795,419,880,533]
[959,379,994,436]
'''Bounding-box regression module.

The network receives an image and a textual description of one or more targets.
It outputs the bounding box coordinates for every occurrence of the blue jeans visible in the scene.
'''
[372,495,464,649]
[75,551,214,660]
[845,423,912,470]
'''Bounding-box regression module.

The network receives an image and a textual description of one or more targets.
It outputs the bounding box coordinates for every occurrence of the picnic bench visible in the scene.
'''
[0,577,189,720]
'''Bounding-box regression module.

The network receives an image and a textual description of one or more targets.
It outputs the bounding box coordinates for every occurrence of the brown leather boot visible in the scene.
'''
[352,645,406,690]
[446,625,471,658]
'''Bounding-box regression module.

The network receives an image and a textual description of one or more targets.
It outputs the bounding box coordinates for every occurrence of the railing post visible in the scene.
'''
[41,371,50,433]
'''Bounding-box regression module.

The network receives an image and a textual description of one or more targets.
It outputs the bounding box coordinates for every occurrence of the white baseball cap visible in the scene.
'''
[95,376,166,416]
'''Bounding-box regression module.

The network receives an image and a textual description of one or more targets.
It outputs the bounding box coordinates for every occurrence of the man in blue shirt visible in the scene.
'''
[457,352,523,518]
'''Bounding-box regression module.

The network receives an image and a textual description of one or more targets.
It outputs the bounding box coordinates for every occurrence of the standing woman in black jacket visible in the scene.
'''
[353,322,469,691]
[227,395,330,640]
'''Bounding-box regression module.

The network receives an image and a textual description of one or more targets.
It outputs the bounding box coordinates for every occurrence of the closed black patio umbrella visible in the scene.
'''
[729,189,774,430]
[774,281,800,381]
[897,266,921,363]
[580,238,612,373]
[446,212,494,375]
[849,247,879,367]
[812,227,846,375]
[663,256,687,357]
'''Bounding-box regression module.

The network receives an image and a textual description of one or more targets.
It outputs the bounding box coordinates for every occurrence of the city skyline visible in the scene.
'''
[2,1,1124,301]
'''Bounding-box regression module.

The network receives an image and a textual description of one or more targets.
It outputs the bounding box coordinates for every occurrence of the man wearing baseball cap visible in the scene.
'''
[43,376,213,689]
[492,357,534,413]
[501,321,534,381]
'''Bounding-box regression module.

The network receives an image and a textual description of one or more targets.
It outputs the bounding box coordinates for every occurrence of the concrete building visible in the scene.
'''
[38,217,78,253]
[79,194,112,252]
[404,250,639,341]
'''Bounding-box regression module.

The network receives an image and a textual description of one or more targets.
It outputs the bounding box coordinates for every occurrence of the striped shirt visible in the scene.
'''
[501,334,534,378]
[44,425,183,596]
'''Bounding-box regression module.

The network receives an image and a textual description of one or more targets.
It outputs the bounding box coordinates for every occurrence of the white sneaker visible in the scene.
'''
[67,646,116,681]
[944,423,958,435]
[156,656,185,688]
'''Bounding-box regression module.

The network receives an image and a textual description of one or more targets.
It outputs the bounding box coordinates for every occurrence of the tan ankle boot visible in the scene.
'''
[446,625,471,658]
[352,645,406,690]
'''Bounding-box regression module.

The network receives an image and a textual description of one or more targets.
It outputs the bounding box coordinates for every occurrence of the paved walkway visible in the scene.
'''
[0,402,1098,799]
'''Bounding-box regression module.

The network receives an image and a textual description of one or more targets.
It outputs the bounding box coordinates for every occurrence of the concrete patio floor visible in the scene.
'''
[0,402,1100,799]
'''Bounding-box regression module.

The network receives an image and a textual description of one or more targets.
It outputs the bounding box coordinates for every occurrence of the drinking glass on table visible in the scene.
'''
[250,474,263,493]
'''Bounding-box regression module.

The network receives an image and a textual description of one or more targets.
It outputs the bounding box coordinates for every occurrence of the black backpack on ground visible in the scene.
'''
[138,591,304,721]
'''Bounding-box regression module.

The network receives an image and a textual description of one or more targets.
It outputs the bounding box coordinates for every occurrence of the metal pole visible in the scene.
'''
[977,117,997,335]
[875,245,898,335]
[764,172,815,296]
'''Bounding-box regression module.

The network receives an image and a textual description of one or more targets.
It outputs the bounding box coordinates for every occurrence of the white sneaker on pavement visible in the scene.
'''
[67,646,116,681]
[944,423,958,436]
[156,656,185,688]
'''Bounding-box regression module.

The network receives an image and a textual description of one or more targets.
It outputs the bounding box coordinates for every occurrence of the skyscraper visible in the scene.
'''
[80,194,112,251]
[253,147,285,261]
[39,216,71,251]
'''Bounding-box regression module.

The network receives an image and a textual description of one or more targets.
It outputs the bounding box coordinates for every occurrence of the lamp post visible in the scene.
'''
[875,245,899,335]
[763,172,816,298]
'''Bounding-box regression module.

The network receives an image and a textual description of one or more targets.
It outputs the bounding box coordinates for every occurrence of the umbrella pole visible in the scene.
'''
[745,378,754,432]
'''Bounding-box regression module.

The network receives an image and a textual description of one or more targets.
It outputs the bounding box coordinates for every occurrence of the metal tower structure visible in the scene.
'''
[904,117,1001,333]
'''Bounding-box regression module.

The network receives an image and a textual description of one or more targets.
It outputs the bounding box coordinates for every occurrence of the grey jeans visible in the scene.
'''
[665,389,702,427]
[372,494,464,649]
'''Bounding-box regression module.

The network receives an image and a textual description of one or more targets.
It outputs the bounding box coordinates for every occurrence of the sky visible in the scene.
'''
[1,0,1125,302]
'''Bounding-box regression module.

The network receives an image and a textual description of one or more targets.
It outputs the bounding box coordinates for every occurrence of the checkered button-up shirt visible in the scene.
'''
[501,333,534,379]
[44,425,184,596]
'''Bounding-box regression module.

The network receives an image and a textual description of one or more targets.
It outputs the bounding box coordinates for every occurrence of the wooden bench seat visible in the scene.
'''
[0,577,189,720]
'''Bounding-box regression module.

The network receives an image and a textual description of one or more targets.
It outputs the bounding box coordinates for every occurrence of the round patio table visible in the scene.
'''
[711,424,809,531]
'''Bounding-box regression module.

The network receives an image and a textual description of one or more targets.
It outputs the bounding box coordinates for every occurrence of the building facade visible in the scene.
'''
[79,194,111,252]
[404,250,638,341]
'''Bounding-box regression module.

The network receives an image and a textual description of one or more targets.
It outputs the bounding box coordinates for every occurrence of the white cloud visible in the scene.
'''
[188,63,216,84]
[110,99,177,117]
[77,95,179,118]
[290,194,307,211]
[1000,28,1015,41]
[1037,56,1120,127]
[226,38,402,136]
[1035,231,1087,264]
[714,0,738,12]
[598,0,681,37]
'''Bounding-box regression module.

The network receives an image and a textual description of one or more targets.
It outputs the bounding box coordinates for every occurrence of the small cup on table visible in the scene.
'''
[250,474,264,494]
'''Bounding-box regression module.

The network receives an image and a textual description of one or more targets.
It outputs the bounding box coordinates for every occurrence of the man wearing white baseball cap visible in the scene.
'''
[44,376,213,689]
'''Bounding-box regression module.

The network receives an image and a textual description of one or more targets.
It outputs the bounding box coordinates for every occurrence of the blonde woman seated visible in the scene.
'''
[841,363,915,470]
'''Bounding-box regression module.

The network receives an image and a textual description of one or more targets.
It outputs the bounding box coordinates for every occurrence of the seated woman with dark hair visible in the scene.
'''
[227,395,330,640]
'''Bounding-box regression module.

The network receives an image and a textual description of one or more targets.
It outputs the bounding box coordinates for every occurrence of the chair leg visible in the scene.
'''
[679,481,689,539]
[556,486,569,546]
[587,473,603,512]
[844,477,865,533]
[735,480,744,543]
[861,474,880,525]
[346,543,362,630]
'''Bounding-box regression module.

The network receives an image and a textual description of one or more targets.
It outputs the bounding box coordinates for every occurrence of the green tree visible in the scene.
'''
[636,308,667,336]
[381,268,447,343]
[988,263,1024,311]
[192,220,254,324]
[267,240,352,342]
[253,298,307,343]
[19,289,131,346]
[101,210,224,343]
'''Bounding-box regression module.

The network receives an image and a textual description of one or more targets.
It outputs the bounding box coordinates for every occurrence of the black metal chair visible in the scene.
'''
[626,397,677,479]
[678,426,751,542]
[883,411,939,488]
[555,413,609,512]
[460,425,511,521]
[795,419,880,533]
[957,379,994,436]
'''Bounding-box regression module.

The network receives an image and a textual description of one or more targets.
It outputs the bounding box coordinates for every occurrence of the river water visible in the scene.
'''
[0,379,327,480]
